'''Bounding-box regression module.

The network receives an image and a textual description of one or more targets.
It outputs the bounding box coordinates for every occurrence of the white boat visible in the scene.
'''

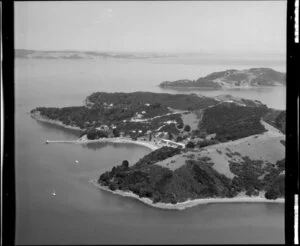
[75,160,79,164]
[52,191,56,196]
[45,140,49,144]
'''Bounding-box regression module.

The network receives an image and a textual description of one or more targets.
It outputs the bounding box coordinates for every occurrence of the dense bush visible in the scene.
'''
[184,125,191,132]
[200,103,269,141]
[159,123,180,135]
[99,156,234,203]
[275,111,286,133]
[265,174,284,199]
[112,128,120,137]
[86,129,108,140]
[177,122,184,129]
[176,136,185,142]
[263,109,286,133]
[196,139,219,148]
[186,141,195,149]
[229,157,263,193]
[98,153,285,203]
[87,92,218,111]
[122,160,129,168]
[228,156,285,199]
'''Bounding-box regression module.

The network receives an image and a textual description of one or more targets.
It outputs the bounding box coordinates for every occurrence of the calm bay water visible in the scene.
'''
[15,57,285,244]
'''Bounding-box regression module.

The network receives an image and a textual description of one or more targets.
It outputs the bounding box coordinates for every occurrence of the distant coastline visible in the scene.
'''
[91,179,284,211]
[160,85,286,90]
[159,68,286,89]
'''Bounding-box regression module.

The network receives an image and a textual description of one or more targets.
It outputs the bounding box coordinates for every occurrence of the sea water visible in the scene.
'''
[15,57,285,244]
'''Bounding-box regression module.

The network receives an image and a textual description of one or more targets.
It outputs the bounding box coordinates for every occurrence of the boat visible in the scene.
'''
[45,140,49,144]
[52,191,56,196]
[75,160,79,164]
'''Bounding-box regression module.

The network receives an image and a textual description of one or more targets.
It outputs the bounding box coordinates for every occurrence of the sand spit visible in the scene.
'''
[90,180,284,211]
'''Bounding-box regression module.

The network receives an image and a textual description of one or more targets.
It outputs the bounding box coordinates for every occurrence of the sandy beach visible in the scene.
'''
[77,135,159,151]
[90,179,284,211]
[44,136,159,151]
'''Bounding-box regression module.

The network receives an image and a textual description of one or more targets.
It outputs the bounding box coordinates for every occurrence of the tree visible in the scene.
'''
[109,183,117,191]
[186,141,195,149]
[176,136,184,142]
[152,103,161,109]
[184,125,191,132]
[86,129,108,140]
[245,186,259,197]
[122,160,129,168]
[177,122,184,129]
[113,128,120,137]
[265,188,279,200]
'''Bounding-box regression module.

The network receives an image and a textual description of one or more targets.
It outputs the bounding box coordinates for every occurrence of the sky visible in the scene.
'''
[15,1,286,54]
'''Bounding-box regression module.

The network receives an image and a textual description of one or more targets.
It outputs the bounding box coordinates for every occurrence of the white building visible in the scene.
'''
[160,139,185,149]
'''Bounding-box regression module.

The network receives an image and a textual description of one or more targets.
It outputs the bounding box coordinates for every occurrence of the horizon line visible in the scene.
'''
[14,48,286,56]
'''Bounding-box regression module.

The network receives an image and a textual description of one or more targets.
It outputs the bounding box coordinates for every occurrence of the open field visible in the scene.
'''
[156,120,285,178]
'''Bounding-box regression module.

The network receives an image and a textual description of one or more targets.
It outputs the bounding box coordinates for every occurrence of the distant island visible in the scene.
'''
[31,91,285,209]
[159,68,285,89]
[15,49,177,60]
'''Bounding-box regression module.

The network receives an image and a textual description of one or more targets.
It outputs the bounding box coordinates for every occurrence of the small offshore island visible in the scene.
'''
[159,68,285,89]
[31,84,286,210]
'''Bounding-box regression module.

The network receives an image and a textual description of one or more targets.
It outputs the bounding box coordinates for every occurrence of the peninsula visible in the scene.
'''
[31,91,285,209]
[159,68,285,89]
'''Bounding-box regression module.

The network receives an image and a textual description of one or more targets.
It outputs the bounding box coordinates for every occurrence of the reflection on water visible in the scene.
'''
[83,142,148,151]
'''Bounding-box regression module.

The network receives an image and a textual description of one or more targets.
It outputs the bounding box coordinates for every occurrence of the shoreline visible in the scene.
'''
[77,136,159,151]
[45,137,159,151]
[90,179,284,211]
